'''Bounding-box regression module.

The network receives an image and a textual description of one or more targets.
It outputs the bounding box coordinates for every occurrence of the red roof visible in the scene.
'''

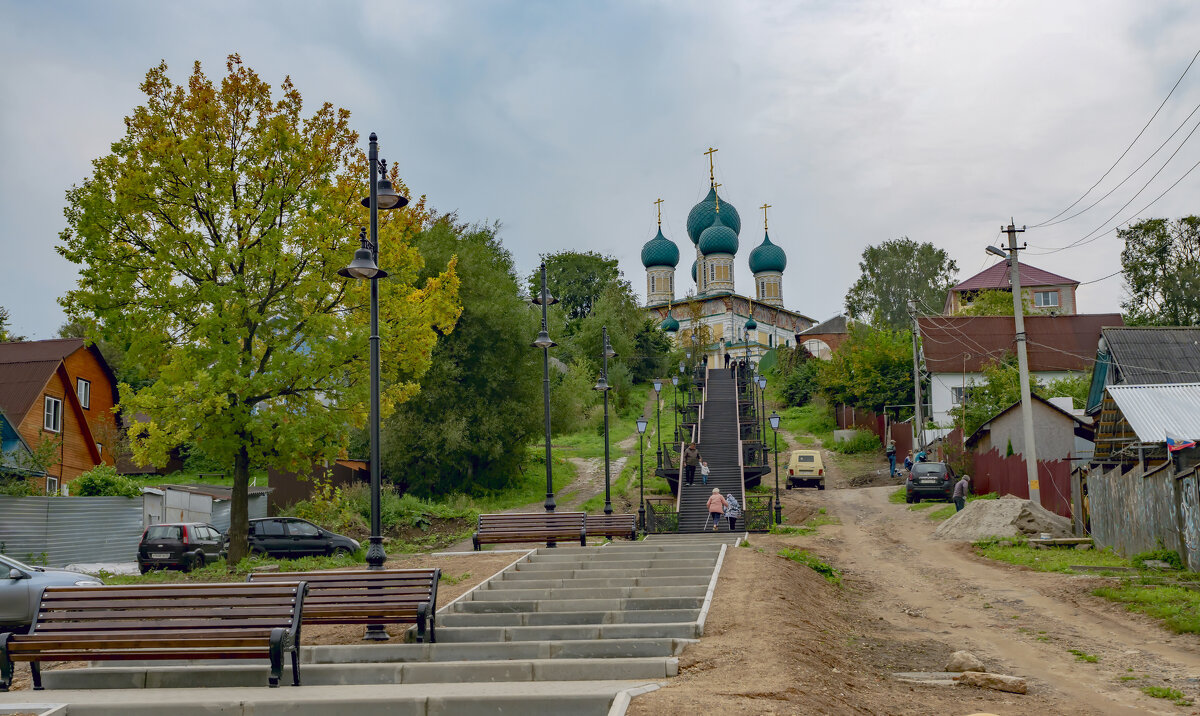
[918,314,1123,373]
[952,262,1079,292]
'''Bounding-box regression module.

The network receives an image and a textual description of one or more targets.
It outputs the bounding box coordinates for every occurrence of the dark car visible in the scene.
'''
[905,462,956,503]
[138,522,226,574]
[1,554,103,630]
[242,518,360,559]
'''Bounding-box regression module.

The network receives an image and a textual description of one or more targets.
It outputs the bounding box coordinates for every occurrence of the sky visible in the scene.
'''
[2,0,1200,339]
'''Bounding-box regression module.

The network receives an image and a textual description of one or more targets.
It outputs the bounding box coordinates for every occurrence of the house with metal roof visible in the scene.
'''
[1,409,45,477]
[917,313,1123,426]
[1085,326,1200,415]
[1093,383,1200,464]
[943,261,1080,315]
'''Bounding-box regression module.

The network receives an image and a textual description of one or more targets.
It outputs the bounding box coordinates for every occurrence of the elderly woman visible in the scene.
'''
[706,488,728,532]
[724,490,742,531]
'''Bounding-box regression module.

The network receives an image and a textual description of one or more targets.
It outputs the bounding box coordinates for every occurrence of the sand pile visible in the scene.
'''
[933,494,1072,541]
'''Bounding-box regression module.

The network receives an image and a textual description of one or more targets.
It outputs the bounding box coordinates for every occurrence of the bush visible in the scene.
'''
[828,429,879,454]
[72,465,142,497]
[1131,547,1184,570]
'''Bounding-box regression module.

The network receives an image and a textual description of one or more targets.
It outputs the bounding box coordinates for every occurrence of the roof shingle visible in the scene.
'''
[918,313,1123,373]
[952,262,1078,292]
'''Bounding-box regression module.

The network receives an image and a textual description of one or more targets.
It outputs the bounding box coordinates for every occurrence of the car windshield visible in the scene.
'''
[146,525,183,540]
[913,464,947,476]
[0,554,35,572]
[794,455,815,463]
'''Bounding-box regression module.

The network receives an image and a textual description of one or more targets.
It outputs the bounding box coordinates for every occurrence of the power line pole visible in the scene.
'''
[997,221,1041,504]
[908,300,924,450]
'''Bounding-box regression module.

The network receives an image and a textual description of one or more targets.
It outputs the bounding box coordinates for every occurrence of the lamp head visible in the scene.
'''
[679,361,685,373]
[531,291,559,306]
[531,330,556,349]
[671,376,678,386]
[636,417,648,434]
[986,245,1008,259]
[362,159,409,210]
[652,379,662,393]
[593,375,610,392]
[769,411,781,430]
[758,377,766,389]
[338,243,386,280]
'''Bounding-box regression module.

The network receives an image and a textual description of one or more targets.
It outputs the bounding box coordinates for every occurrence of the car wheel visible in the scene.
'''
[785,483,792,490]
[331,546,352,557]
[904,494,913,504]
[912,496,921,504]
[181,554,193,573]
[817,483,825,491]
[138,564,150,574]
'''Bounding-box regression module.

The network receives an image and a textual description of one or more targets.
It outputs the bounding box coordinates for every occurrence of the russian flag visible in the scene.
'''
[1166,432,1197,453]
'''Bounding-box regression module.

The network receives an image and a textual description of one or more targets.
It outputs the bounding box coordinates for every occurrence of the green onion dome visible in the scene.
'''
[661,314,680,332]
[748,231,787,274]
[640,227,680,268]
[691,260,697,282]
[745,316,758,331]
[686,187,741,244]
[698,211,739,256]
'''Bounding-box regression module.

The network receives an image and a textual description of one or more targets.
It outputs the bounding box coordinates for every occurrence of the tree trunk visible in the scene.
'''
[226,444,251,567]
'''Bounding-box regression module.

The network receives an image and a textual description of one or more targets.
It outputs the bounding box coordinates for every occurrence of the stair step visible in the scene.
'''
[451,596,704,613]
[437,608,699,627]
[483,576,709,590]
[468,585,708,601]
[434,622,700,642]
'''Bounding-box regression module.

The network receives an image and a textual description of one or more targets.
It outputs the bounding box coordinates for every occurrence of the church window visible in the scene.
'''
[709,264,715,282]
[714,264,730,282]
[765,281,780,298]
[650,276,656,293]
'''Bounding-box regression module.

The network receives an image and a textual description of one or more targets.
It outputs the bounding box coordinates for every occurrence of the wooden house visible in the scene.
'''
[0,339,119,493]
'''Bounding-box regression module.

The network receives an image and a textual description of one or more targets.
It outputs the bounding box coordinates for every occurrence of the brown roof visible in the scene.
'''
[0,338,86,364]
[951,262,1078,292]
[918,313,1123,373]
[0,359,61,424]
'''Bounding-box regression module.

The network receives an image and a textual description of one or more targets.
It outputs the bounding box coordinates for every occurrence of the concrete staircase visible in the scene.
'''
[13,539,734,715]
[678,368,744,533]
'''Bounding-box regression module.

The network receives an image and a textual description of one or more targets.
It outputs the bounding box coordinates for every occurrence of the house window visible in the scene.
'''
[96,442,103,456]
[77,378,91,409]
[44,396,63,433]
[950,386,976,405]
[46,476,59,495]
[1034,291,1059,308]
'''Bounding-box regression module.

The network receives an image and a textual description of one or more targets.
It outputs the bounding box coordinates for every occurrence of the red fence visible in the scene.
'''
[835,404,912,459]
[971,448,1072,519]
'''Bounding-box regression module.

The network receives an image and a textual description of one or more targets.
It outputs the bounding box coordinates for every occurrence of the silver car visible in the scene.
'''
[0,554,103,631]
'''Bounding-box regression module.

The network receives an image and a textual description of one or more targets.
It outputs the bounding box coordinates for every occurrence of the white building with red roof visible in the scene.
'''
[944,261,1080,315]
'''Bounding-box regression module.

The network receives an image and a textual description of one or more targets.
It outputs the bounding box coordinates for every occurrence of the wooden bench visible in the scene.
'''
[473,512,587,550]
[248,568,440,643]
[0,581,307,691]
[586,513,638,541]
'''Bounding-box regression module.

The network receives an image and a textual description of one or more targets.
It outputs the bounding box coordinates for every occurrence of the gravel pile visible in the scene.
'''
[932,495,1072,541]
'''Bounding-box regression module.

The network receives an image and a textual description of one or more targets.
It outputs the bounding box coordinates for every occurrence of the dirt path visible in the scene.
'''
[809,484,1200,713]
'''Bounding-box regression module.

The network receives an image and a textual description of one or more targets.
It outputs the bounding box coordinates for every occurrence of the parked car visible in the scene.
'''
[905,461,957,503]
[0,553,103,631]
[785,449,826,490]
[240,518,360,559]
[137,523,226,574]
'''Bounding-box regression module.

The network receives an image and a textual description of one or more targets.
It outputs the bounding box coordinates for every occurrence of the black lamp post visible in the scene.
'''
[652,379,663,467]
[531,263,558,513]
[671,375,679,444]
[769,411,782,524]
[338,132,407,641]
[636,416,648,531]
[758,376,767,447]
[594,327,616,515]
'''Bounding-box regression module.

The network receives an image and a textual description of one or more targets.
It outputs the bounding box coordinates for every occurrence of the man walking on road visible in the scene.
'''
[953,474,971,512]
[886,440,897,477]
[683,442,702,486]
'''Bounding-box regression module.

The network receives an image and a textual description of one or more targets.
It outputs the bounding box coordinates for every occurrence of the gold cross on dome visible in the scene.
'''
[654,198,664,227]
[713,183,721,213]
[760,203,772,230]
[704,147,718,185]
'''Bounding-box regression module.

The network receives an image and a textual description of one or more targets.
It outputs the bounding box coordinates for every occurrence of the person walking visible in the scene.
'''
[953,474,971,512]
[706,488,728,531]
[700,460,710,485]
[683,442,701,486]
[723,352,730,369]
[886,440,897,478]
[724,491,742,531]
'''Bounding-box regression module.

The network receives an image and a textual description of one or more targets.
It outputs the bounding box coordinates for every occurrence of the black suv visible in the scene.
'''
[242,518,360,559]
[905,462,956,503]
[138,523,226,573]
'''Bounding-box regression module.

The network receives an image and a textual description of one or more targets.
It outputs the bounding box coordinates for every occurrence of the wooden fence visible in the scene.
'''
[834,404,912,459]
[971,448,1073,519]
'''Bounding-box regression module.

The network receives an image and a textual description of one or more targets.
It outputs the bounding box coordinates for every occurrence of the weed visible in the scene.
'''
[1094,583,1200,634]
[1141,686,1192,706]
[982,603,992,609]
[1118,675,1140,682]
[818,507,826,515]
[778,547,841,586]
[1130,547,1184,570]
[440,572,471,585]
[974,538,1129,574]
[1068,649,1099,663]
[888,488,907,504]
[770,525,815,536]
[1035,635,1051,642]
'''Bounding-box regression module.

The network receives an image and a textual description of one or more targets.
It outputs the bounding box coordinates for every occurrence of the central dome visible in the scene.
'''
[748,231,787,274]
[698,211,739,256]
[687,187,741,244]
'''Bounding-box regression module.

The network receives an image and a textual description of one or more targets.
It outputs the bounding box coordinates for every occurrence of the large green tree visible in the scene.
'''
[817,324,913,413]
[845,238,958,329]
[0,307,25,342]
[57,56,460,562]
[529,251,621,322]
[381,218,540,496]
[1120,216,1200,326]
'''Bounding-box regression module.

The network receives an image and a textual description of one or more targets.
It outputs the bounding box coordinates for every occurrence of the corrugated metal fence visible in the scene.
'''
[1088,463,1200,570]
[972,448,1073,519]
[0,496,144,567]
[211,495,268,533]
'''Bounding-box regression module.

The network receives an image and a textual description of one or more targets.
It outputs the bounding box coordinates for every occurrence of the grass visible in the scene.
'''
[100,550,369,585]
[770,511,840,536]
[1069,648,1099,663]
[1093,583,1200,634]
[777,547,841,586]
[973,537,1130,574]
[777,404,836,447]
[1141,686,1192,706]
[888,487,907,504]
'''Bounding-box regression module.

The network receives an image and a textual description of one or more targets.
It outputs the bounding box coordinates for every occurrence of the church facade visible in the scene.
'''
[641,156,814,366]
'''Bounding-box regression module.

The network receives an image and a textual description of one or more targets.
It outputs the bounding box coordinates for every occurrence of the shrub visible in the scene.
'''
[828,429,879,454]
[72,465,142,497]
[1131,547,1184,570]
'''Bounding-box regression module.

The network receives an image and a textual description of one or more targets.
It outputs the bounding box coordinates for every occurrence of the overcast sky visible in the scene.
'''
[2,0,1199,339]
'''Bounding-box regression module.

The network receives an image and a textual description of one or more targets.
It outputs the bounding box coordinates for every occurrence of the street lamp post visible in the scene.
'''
[671,375,679,444]
[652,379,663,468]
[531,263,559,513]
[758,376,767,449]
[769,411,782,524]
[594,327,616,515]
[338,132,407,641]
[636,416,648,531]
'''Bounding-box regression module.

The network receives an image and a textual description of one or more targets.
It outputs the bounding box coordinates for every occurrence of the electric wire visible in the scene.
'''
[1032,48,1200,228]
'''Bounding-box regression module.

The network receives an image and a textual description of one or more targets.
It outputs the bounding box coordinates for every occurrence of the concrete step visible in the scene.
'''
[512,558,715,571]
[437,608,699,627]
[0,681,645,716]
[526,549,718,562]
[434,622,700,642]
[450,596,704,613]
[500,567,713,580]
[467,585,708,602]
[481,575,708,590]
[40,657,677,690]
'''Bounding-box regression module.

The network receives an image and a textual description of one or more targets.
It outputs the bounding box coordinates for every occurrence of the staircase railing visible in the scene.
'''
[676,367,706,514]
[645,496,678,533]
[743,495,774,532]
